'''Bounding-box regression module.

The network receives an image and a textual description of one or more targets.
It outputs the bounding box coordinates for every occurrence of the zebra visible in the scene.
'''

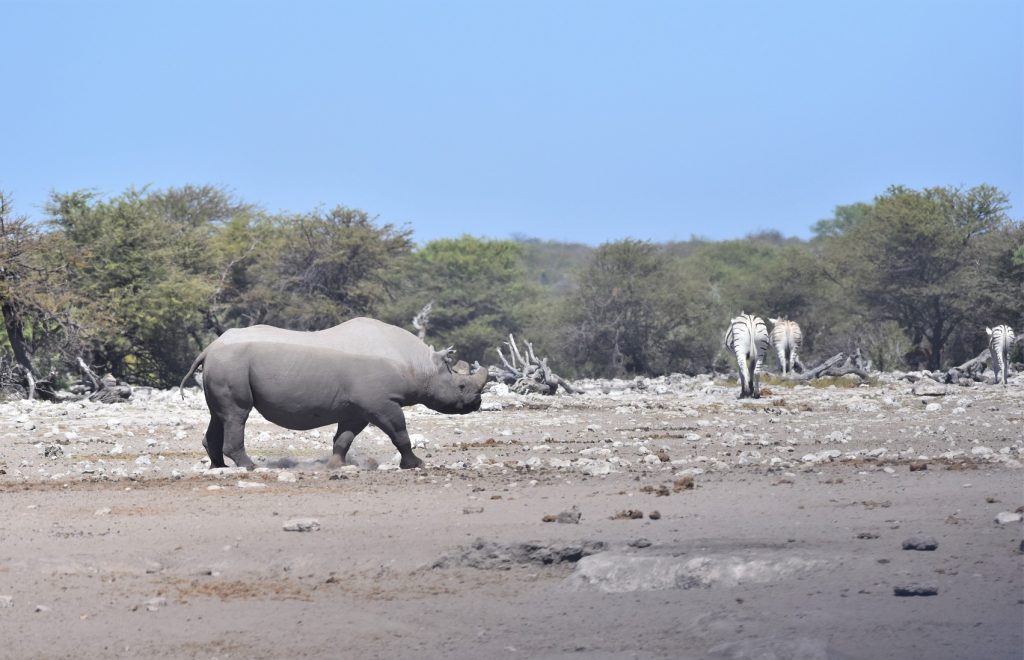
[986,325,1016,385]
[724,313,770,399]
[768,317,803,376]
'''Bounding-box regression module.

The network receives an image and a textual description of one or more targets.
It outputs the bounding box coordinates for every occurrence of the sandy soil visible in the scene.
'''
[0,374,1021,660]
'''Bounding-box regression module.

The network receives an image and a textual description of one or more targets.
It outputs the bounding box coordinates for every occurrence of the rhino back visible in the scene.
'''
[324,318,435,372]
[204,341,416,430]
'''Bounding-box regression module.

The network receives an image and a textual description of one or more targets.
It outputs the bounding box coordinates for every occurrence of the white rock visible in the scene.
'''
[576,459,612,476]
[144,597,167,612]
[94,507,112,516]
[276,471,297,483]
[0,596,13,608]
[925,402,942,412]
[971,446,994,457]
[995,511,1023,525]
[236,480,267,489]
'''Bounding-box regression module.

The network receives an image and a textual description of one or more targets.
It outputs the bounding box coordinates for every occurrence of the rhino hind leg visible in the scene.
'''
[203,418,226,468]
[221,415,255,469]
[328,418,369,467]
[366,403,423,469]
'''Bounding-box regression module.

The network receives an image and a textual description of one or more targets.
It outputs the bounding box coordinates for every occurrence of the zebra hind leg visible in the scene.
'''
[736,354,750,399]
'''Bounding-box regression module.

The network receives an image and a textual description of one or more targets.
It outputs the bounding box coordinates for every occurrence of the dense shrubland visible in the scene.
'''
[0,183,1020,392]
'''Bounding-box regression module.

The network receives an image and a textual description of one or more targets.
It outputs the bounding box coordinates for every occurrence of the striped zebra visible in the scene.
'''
[724,313,770,399]
[986,325,1016,385]
[768,318,803,376]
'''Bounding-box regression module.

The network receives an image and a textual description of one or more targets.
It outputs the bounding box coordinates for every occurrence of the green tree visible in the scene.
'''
[46,187,223,385]
[822,184,1017,370]
[0,192,78,395]
[386,236,536,362]
[563,240,696,377]
[250,207,415,330]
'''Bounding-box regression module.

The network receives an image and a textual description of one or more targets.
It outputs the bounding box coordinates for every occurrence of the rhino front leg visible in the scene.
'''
[367,403,423,469]
[328,418,368,467]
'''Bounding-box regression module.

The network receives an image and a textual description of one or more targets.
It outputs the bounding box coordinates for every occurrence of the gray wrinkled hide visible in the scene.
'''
[181,318,488,469]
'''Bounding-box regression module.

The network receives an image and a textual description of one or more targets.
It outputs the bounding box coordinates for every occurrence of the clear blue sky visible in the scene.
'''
[3,0,1021,245]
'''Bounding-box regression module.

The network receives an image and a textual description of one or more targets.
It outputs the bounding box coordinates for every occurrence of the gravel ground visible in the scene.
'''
[0,373,1021,659]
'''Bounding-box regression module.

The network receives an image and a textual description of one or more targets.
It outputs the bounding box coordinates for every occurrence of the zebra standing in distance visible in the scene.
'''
[986,325,1016,385]
[768,317,803,376]
[724,313,770,399]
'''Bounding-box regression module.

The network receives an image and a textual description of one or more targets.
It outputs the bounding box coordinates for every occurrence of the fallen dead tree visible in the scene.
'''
[945,349,991,384]
[490,334,578,395]
[77,358,132,403]
[795,350,871,381]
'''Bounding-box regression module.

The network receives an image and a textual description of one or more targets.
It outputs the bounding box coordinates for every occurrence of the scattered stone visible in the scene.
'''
[0,596,12,608]
[282,518,321,532]
[34,605,50,613]
[628,538,652,548]
[94,507,112,516]
[673,476,695,492]
[611,509,644,520]
[912,381,947,396]
[648,510,661,520]
[276,471,297,483]
[640,484,670,497]
[432,539,606,570]
[556,507,582,524]
[994,511,1023,525]
[236,480,267,489]
[909,461,927,472]
[893,584,938,597]
[542,514,557,523]
[856,532,880,540]
[902,536,939,551]
[43,446,63,458]
[924,402,942,412]
[655,450,671,463]
[463,506,484,515]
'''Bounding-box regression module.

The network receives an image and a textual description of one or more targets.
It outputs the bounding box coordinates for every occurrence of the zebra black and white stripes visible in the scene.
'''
[768,318,803,376]
[986,325,1016,385]
[724,313,770,399]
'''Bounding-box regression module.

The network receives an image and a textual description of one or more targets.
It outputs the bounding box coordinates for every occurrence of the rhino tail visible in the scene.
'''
[179,347,209,399]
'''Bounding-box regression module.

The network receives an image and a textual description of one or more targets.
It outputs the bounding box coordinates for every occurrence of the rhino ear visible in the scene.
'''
[433,346,457,371]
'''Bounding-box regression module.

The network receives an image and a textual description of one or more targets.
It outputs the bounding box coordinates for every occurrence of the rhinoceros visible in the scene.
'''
[179,317,488,469]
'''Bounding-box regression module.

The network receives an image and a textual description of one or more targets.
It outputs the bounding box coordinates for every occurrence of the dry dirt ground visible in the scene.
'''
[0,374,1021,660]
